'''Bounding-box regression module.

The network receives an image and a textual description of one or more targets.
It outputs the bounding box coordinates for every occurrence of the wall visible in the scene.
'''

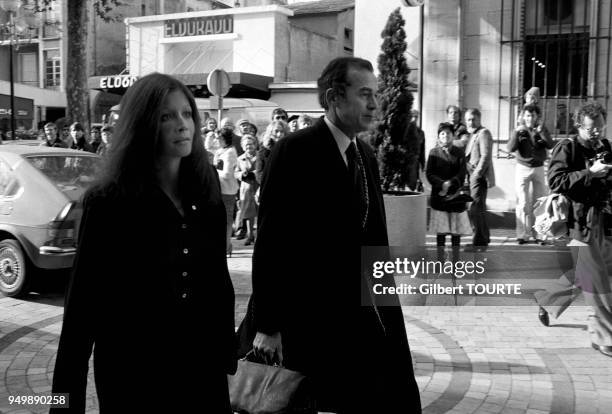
[287,23,337,81]
[89,0,160,76]
[269,82,322,114]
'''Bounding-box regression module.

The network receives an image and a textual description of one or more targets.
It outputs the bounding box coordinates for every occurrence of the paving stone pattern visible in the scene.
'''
[0,234,610,413]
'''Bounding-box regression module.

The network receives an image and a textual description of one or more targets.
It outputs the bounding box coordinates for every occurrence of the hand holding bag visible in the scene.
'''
[228,350,315,414]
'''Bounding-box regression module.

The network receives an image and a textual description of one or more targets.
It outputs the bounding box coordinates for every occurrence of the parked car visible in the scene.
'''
[0,145,103,297]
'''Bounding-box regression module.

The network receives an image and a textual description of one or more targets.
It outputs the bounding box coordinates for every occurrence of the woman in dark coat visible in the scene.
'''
[426,122,471,259]
[51,73,236,413]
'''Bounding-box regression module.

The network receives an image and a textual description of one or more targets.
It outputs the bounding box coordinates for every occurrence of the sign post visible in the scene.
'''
[207,69,231,126]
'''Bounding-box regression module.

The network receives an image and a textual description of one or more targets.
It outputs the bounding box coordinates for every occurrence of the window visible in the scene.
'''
[523,33,589,97]
[19,53,38,86]
[543,0,573,24]
[0,160,16,196]
[45,50,61,88]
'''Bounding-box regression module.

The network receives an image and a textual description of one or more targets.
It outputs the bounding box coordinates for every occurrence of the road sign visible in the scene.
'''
[207,69,231,125]
[207,69,230,97]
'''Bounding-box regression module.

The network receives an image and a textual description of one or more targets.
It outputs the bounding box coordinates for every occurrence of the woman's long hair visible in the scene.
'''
[97,73,220,203]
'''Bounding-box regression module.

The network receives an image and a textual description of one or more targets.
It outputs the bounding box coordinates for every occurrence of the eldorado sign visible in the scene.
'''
[164,15,234,38]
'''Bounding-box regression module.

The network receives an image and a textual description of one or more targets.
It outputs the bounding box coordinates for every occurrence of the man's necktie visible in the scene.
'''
[346,141,369,229]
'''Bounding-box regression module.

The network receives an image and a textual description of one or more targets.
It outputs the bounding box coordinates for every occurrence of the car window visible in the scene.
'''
[0,159,16,196]
[25,155,103,200]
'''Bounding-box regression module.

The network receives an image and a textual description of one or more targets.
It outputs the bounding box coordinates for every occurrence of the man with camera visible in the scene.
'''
[546,101,612,357]
[507,104,554,244]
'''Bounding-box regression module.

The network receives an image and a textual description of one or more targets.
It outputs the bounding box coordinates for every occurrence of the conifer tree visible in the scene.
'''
[373,7,420,191]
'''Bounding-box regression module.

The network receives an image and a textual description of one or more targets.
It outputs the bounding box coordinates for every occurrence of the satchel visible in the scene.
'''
[228,351,315,414]
[533,193,570,239]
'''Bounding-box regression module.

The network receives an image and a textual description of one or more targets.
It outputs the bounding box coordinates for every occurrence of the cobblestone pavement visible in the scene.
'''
[0,231,610,413]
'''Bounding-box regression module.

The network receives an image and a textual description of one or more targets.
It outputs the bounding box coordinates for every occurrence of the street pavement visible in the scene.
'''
[0,229,610,413]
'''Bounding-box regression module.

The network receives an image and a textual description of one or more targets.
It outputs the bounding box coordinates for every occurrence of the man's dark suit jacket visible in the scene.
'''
[247,117,421,413]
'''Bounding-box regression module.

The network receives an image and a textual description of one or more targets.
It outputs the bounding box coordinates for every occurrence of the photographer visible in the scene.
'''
[547,101,612,358]
[507,104,554,244]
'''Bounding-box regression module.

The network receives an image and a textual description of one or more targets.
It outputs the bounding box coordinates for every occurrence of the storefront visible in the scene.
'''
[0,94,34,136]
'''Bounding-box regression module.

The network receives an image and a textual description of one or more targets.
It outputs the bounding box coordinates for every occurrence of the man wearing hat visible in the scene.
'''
[287,115,299,133]
[237,118,251,137]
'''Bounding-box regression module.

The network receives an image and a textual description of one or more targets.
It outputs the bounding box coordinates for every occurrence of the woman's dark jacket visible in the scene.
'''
[255,147,271,185]
[51,180,236,412]
[548,136,612,242]
[426,145,467,212]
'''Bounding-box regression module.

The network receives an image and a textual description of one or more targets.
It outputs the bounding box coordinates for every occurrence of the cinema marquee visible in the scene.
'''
[164,15,234,38]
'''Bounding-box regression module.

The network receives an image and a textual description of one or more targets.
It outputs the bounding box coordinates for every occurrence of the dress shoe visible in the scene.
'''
[517,238,527,245]
[538,307,549,327]
[592,343,612,357]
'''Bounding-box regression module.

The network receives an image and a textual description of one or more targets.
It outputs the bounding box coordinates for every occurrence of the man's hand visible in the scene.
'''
[253,332,283,365]
[589,159,612,177]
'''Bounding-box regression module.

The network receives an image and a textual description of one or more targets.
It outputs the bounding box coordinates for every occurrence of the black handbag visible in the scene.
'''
[442,185,473,211]
[228,351,315,414]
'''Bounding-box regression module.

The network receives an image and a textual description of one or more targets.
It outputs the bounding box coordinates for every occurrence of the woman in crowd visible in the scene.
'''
[204,116,218,134]
[70,122,94,152]
[426,122,472,260]
[51,73,236,413]
[215,127,239,257]
[235,134,259,245]
[256,119,289,184]
[203,130,219,163]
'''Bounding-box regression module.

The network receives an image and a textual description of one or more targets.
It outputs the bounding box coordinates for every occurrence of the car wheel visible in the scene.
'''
[0,239,29,297]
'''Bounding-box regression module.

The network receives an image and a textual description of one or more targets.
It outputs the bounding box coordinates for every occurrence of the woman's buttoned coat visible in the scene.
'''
[51,183,236,413]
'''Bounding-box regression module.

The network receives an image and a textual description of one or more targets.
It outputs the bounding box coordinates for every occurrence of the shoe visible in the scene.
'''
[538,307,549,327]
[517,238,527,245]
[592,343,612,357]
[236,233,246,240]
[536,239,548,246]
[464,244,487,252]
[244,237,254,246]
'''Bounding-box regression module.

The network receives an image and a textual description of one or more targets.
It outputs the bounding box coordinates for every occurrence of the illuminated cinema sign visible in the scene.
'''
[164,15,234,38]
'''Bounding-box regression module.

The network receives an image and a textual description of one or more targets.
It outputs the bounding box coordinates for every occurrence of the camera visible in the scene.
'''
[594,150,612,165]
[533,134,546,148]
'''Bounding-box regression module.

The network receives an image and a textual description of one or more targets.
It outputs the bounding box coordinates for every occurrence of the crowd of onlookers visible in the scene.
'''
[425,87,561,253]
[203,107,313,255]
[36,121,114,157]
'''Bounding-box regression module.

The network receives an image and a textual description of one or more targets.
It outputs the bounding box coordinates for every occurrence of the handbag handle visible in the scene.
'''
[243,349,282,367]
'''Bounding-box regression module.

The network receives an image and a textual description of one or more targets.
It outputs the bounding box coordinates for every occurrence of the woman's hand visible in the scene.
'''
[439,180,451,196]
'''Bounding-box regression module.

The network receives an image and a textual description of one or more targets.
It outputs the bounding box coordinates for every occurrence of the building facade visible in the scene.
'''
[0,0,67,134]
[355,0,612,211]
[91,1,353,123]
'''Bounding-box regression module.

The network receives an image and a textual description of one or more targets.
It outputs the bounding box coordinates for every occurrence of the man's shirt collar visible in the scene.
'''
[324,116,355,166]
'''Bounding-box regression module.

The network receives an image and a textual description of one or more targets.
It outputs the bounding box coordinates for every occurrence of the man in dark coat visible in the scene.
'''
[248,57,422,413]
